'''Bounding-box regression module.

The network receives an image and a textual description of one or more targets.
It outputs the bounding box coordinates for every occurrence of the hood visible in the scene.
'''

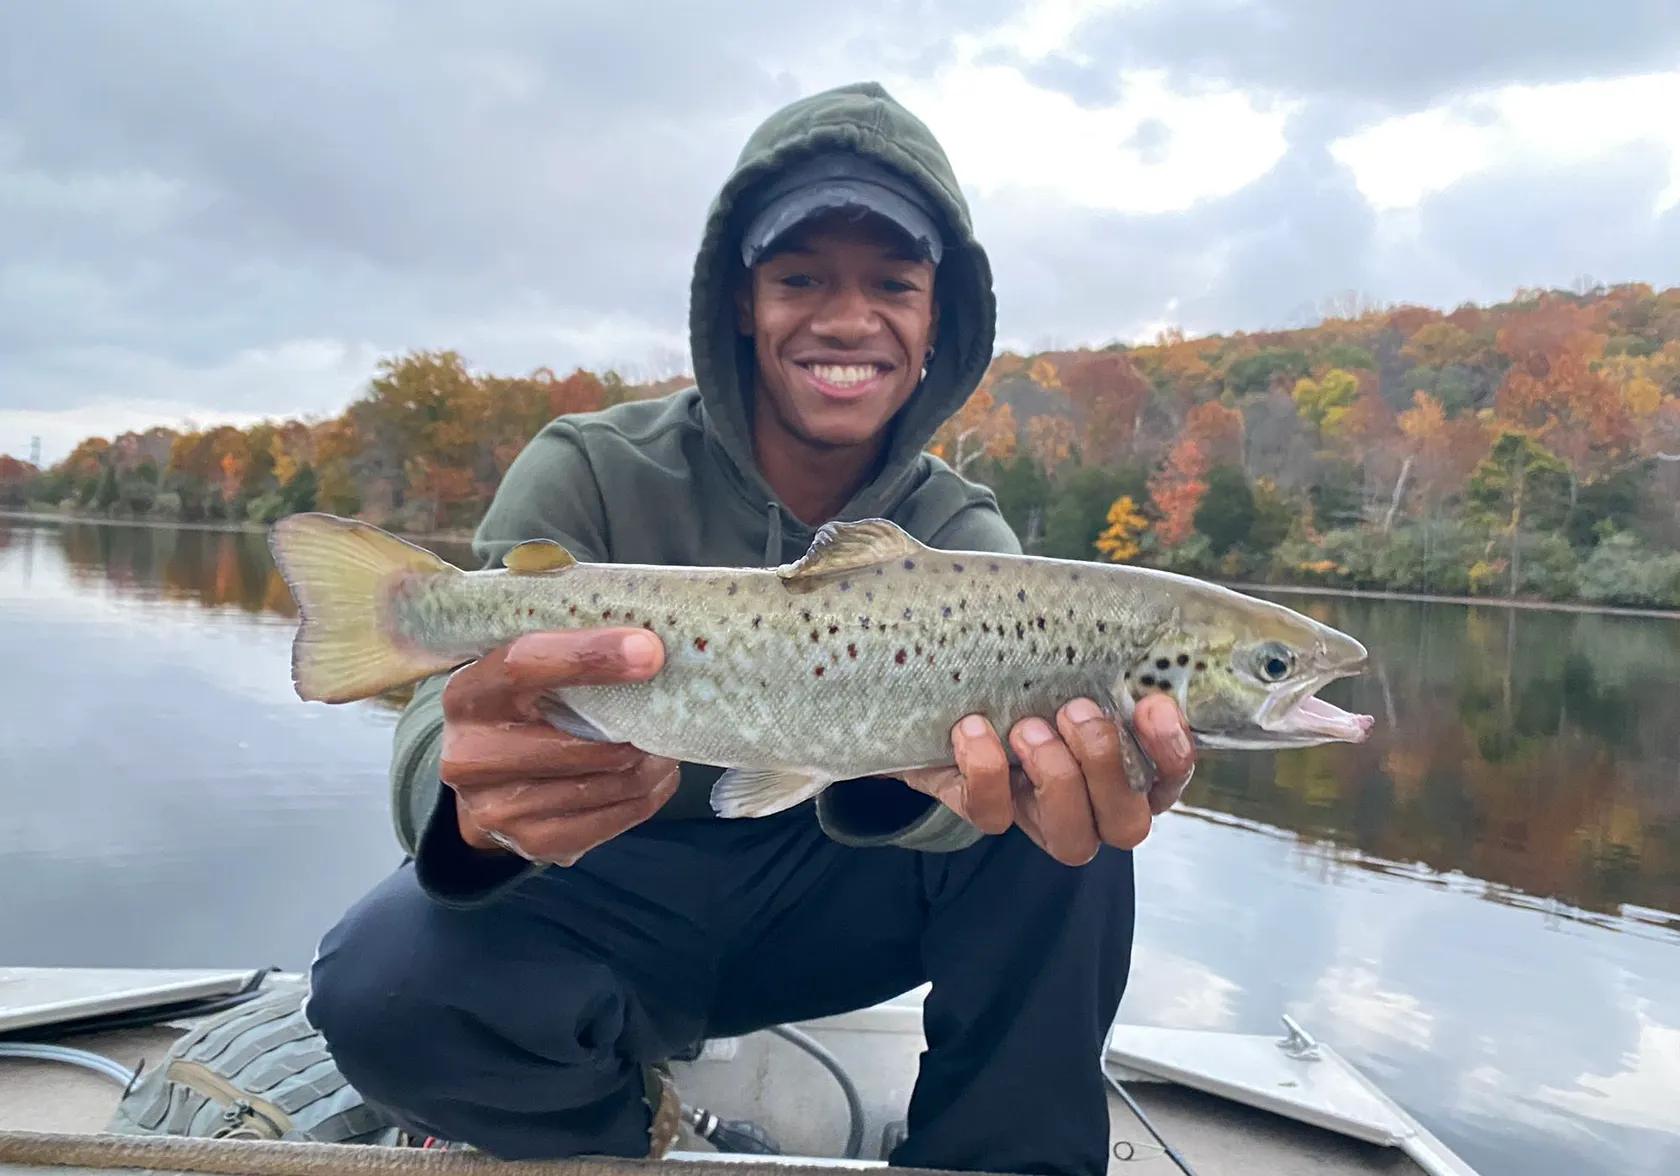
[688,80,998,524]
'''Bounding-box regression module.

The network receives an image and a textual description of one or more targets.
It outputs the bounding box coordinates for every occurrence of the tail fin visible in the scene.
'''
[268,512,465,703]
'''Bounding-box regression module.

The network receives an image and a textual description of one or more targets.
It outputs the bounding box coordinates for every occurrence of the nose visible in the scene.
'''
[809,280,877,344]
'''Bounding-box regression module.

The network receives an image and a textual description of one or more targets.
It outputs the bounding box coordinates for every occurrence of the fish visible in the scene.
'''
[267,511,1375,819]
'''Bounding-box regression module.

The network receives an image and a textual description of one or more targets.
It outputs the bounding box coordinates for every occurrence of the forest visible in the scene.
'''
[6,281,1680,608]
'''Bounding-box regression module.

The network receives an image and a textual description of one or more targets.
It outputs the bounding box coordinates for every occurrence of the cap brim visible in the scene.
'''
[741,180,943,268]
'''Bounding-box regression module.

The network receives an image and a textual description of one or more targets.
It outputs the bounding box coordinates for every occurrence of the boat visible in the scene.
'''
[0,965,1481,1175]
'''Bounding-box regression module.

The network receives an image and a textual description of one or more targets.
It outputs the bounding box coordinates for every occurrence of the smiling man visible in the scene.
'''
[303,82,1196,1176]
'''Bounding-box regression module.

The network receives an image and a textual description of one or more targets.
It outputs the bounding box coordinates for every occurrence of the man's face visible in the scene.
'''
[737,210,939,453]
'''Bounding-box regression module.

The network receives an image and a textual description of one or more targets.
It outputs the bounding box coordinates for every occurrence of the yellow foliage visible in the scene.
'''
[1625,374,1663,416]
[1027,356,1062,390]
[1094,495,1148,562]
[1292,368,1361,432]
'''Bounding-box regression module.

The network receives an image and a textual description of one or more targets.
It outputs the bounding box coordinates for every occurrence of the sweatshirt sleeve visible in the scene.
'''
[388,420,609,906]
[813,496,1025,854]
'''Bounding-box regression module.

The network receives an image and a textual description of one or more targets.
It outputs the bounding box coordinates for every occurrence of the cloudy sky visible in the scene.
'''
[3,0,1680,465]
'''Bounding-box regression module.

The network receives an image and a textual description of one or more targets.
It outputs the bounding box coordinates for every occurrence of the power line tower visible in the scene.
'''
[29,436,41,467]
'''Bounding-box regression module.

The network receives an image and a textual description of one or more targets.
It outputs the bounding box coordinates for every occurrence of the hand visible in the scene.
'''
[900,694,1196,866]
[438,628,679,866]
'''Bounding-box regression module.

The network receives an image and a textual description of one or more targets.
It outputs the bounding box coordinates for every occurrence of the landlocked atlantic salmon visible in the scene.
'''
[268,512,1375,818]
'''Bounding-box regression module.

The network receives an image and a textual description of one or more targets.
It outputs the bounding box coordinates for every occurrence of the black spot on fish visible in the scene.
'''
[828,624,839,635]
[951,562,964,572]
[952,671,961,683]
[959,598,968,610]
[694,637,708,652]
[938,635,947,647]
[860,617,872,629]
[1036,616,1045,630]
[810,630,820,643]
[895,649,907,665]
[752,616,762,628]
[865,591,874,602]
[1195,660,1207,671]
[875,567,885,576]
[942,606,952,618]
[1066,609,1075,621]
[642,621,655,631]
[982,622,991,633]
[997,652,1005,663]
[840,580,852,592]
[602,609,613,619]
[590,593,600,605]
[802,610,812,622]
[1022,680,1034,690]
[988,561,1000,572]
[847,643,857,659]
[1158,681,1173,692]
[1141,674,1156,687]
[1071,572,1080,582]
[1156,657,1171,670]
[526,607,534,617]
[727,582,738,595]
[1065,646,1076,664]
[1096,621,1106,633]
[1177,653,1190,666]
[903,559,916,570]
[1017,589,1027,602]
[1015,622,1025,639]
[814,665,825,678]
[904,608,913,620]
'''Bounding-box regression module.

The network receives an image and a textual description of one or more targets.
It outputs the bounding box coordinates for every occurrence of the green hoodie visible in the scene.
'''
[393,81,1021,904]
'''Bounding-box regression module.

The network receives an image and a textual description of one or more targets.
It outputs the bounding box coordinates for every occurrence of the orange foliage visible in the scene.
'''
[1059,350,1152,465]
[1149,436,1209,547]
[1182,401,1244,467]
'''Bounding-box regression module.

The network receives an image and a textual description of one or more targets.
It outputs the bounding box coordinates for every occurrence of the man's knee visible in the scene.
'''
[302,866,442,1100]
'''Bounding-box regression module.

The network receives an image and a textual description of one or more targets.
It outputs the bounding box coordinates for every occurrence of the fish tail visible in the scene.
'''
[268,512,465,703]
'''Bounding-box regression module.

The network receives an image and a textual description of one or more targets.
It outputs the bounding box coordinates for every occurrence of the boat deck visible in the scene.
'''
[0,969,1447,1176]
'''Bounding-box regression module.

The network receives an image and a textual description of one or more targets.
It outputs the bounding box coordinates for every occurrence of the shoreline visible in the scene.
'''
[0,508,477,547]
[6,508,1679,620]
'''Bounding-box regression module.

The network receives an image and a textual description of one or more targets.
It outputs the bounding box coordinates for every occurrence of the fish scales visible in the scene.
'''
[389,555,1166,777]
[266,512,1375,819]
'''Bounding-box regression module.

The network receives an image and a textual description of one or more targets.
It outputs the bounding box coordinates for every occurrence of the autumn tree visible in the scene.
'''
[1149,436,1209,547]
[930,387,1017,472]
[1291,368,1362,434]
[1059,350,1151,466]
[1095,496,1147,562]
[1466,431,1573,595]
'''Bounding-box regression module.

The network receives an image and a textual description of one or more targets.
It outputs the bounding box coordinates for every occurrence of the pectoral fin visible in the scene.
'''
[709,767,834,818]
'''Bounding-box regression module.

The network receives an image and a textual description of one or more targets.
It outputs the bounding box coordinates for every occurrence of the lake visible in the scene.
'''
[1,517,1676,1176]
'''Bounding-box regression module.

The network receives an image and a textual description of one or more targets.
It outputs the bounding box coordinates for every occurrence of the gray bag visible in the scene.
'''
[106,980,409,1146]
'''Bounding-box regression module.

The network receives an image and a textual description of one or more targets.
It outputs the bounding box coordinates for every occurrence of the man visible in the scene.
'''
[304,81,1196,1176]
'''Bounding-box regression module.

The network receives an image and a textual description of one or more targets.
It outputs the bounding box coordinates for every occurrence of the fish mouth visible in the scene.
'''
[1196,668,1375,750]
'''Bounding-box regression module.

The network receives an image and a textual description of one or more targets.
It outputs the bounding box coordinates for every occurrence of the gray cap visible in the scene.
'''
[739,151,945,268]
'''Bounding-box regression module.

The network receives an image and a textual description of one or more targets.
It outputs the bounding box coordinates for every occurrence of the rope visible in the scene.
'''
[0,1131,976,1176]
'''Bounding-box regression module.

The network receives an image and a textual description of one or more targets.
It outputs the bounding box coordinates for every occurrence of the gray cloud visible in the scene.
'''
[0,0,1678,462]
[1048,0,1680,113]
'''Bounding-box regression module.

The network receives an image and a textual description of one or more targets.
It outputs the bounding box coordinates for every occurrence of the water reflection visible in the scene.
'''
[14,516,1675,929]
[3,517,1678,1176]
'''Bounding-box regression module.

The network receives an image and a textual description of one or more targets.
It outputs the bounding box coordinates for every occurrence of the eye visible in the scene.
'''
[1256,643,1295,681]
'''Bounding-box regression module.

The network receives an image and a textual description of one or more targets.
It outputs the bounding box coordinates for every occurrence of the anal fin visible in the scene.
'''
[709,766,834,818]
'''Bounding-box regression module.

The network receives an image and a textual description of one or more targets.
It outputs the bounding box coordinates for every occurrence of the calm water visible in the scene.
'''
[2,518,1676,1176]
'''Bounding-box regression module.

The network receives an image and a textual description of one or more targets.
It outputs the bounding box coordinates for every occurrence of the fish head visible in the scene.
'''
[1118,587,1374,750]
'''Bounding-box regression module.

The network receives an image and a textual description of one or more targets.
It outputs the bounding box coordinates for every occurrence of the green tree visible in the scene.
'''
[1467,431,1573,596]
[1193,465,1257,555]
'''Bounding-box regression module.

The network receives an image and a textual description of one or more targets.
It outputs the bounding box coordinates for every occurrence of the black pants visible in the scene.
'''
[304,808,1135,1176]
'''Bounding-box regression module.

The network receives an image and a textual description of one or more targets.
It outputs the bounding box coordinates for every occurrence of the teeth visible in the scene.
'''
[809,364,881,387]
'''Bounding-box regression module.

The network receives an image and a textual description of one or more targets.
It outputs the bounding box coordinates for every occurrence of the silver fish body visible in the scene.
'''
[269,513,1375,818]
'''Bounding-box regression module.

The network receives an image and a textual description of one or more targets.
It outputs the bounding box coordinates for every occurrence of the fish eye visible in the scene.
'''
[1255,642,1295,682]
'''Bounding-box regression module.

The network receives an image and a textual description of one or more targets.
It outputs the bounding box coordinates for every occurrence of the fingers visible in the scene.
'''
[456,756,681,861]
[503,628,665,689]
[444,629,666,722]
[441,722,644,788]
[1056,700,1152,851]
[1131,693,1197,816]
[947,716,1015,835]
[1009,716,1100,865]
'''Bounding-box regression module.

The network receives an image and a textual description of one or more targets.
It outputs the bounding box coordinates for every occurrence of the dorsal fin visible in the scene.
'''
[777,519,927,593]
[502,538,577,575]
